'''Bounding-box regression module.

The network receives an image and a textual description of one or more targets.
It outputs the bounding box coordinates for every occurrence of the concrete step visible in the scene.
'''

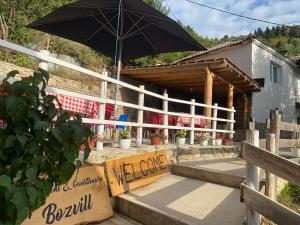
[171,158,246,188]
[114,174,246,225]
[97,212,142,225]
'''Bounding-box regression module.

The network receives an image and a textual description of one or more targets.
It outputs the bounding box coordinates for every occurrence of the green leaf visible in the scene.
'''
[25,167,38,181]
[33,121,50,130]
[63,149,76,162]
[51,128,63,144]
[4,135,17,148]
[11,190,28,210]
[61,162,75,183]
[14,170,23,183]
[16,206,30,225]
[27,187,39,204]
[16,134,28,146]
[0,175,11,188]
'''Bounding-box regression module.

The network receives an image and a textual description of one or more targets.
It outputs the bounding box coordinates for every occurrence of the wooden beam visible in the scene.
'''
[242,141,300,186]
[241,184,300,225]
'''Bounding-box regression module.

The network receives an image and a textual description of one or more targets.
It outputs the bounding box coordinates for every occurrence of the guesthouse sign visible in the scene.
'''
[22,165,113,225]
[106,150,169,196]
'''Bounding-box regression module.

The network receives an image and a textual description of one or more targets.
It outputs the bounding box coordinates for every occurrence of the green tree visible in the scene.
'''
[144,0,169,15]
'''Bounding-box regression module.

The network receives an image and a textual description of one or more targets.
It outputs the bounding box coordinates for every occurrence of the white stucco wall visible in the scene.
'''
[189,40,300,124]
[195,44,253,76]
[251,43,299,123]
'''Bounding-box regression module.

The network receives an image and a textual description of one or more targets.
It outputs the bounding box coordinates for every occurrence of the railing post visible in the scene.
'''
[163,91,168,145]
[190,99,195,145]
[136,85,144,147]
[96,71,108,151]
[245,129,261,225]
[266,133,276,200]
[228,107,234,140]
[212,103,218,146]
[38,50,49,71]
[270,109,281,155]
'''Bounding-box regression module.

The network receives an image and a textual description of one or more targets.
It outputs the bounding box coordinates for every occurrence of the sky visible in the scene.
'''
[165,0,300,38]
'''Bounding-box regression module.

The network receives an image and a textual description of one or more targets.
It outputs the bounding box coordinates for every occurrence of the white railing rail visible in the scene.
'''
[0,39,235,149]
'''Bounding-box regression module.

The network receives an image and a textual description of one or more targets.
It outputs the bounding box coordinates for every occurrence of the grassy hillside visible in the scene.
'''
[254,25,300,58]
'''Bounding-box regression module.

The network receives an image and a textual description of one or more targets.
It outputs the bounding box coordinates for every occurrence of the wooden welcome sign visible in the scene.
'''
[22,165,113,225]
[106,150,169,196]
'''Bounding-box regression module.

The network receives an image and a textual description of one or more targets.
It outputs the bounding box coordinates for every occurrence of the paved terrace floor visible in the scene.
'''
[116,174,246,225]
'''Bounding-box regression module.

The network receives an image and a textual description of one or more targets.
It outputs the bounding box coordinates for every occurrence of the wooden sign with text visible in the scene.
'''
[22,165,113,225]
[106,150,169,196]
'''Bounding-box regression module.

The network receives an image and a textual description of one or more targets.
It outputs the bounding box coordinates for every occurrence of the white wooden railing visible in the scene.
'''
[0,39,235,150]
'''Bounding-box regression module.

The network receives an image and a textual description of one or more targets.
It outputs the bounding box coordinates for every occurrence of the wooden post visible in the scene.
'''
[136,85,144,147]
[96,71,108,151]
[266,133,276,200]
[243,93,249,129]
[270,110,281,154]
[163,91,168,145]
[227,84,234,109]
[212,103,218,146]
[190,99,195,145]
[246,129,261,225]
[204,67,213,128]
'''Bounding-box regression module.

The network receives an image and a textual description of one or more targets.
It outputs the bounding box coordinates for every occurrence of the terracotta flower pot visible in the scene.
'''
[151,136,162,145]
[223,139,233,146]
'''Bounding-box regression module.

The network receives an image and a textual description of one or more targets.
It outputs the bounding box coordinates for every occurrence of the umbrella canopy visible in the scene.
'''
[28,0,206,60]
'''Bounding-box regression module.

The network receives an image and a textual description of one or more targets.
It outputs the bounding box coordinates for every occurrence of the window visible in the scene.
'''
[270,62,282,85]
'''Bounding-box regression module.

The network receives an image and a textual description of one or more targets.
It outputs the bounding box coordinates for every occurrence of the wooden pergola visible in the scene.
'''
[121,58,261,128]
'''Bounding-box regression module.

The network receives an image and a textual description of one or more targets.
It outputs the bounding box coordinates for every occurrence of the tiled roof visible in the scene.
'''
[174,37,253,63]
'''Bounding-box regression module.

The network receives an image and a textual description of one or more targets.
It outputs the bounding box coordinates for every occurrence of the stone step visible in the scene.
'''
[171,158,246,188]
[114,174,246,225]
[96,212,142,225]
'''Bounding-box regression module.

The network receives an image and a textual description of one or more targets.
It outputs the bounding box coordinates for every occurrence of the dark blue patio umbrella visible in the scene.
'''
[28,0,206,81]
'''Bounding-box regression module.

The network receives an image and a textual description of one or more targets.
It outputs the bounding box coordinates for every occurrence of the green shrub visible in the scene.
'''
[0,69,92,225]
[281,183,300,205]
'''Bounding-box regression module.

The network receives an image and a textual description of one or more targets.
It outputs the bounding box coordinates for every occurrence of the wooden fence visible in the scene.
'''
[0,39,235,150]
[241,130,300,225]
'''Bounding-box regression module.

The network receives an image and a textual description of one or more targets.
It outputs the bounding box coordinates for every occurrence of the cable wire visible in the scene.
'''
[183,0,285,26]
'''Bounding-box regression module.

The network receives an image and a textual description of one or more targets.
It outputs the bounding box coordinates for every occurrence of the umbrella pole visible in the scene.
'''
[112,0,124,148]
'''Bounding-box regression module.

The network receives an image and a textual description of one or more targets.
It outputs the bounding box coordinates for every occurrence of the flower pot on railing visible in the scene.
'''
[151,136,162,145]
[177,138,186,145]
[119,129,131,149]
[119,139,131,149]
[223,138,233,146]
[215,139,222,146]
[200,140,208,146]
[176,130,187,145]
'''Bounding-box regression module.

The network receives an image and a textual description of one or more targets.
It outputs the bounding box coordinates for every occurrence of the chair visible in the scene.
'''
[116,114,128,129]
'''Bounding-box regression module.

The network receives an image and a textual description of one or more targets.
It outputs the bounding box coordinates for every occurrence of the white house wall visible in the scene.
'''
[196,44,253,76]
[251,43,299,123]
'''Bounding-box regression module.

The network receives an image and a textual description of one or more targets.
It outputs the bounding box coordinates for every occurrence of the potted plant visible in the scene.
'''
[198,132,210,146]
[0,70,92,225]
[119,129,131,149]
[215,132,222,146]
[292,143,300,157]
[176,130,187,145]
[151,129,162,145]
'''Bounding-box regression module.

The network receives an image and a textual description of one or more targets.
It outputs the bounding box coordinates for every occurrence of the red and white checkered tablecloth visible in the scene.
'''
[47,93,99,118]
[177,113,206,128]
